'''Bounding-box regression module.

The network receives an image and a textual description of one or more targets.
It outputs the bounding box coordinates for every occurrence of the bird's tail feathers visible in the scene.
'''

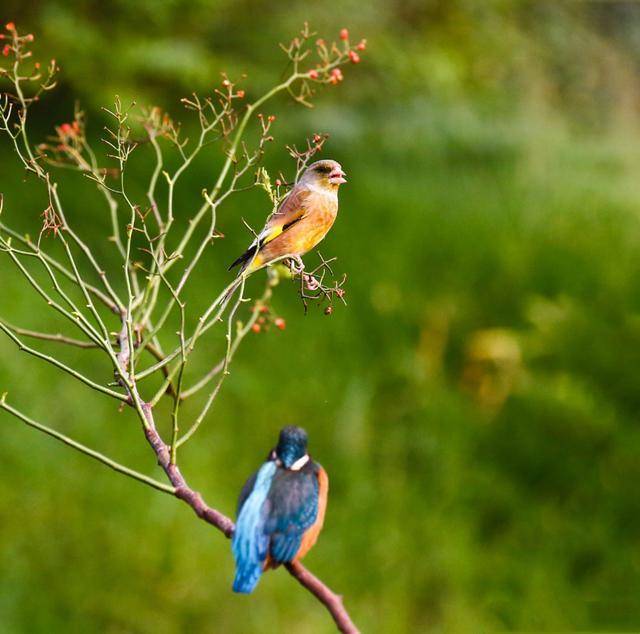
[231,461,277,594]
[232,564,263,594]
[228,244,258,271]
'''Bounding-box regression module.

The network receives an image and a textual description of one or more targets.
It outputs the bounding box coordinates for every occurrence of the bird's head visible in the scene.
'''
[300,159,347,191]
[273,425,309,470]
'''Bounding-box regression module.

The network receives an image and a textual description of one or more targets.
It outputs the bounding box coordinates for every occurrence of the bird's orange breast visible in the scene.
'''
[259,193,338,262]
[294,466,329,562]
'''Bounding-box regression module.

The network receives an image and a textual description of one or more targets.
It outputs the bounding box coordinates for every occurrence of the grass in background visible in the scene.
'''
[3,2,640,632]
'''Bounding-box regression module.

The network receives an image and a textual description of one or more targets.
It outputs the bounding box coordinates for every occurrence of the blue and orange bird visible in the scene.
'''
[232,425,329,594]
[228,159,347,275]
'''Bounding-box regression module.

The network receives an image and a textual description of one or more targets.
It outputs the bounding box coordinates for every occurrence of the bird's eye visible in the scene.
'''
[315,164,332,174]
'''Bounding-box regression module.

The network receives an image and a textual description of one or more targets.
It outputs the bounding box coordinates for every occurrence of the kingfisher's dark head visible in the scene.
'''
[274,425,309,470]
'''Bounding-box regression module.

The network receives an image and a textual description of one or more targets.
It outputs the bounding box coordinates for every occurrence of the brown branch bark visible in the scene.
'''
[286,562,360,634]
[138,402,359,633]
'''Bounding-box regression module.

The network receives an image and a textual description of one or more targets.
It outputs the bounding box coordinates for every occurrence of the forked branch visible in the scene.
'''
[0,21,365,633]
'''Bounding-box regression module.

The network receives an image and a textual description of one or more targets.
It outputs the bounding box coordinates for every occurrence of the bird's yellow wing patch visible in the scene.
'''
[261,210,306,246]
[261,224,285,245]
[262,187,311,240]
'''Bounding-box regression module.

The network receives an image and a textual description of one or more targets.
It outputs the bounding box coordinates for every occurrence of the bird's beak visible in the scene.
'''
[329,169,347,185]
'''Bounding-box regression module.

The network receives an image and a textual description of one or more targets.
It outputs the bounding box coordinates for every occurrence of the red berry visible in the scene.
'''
[251,323,261,334]
[2,45,9,57]
[259,305,269,314]
[236,89,245,98]
[5,22,15,31]
[329,68,343,85]
[356,39,367,51]
[349,51,360,64]
[25,33,34,42]
[274,318,286,330]
[339,28,349,41]
[308,69,319,80]
[60,123,72,134]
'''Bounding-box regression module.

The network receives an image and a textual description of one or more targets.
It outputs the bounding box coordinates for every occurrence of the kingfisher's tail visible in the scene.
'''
[231,460,277,594]
[232,564,263,594]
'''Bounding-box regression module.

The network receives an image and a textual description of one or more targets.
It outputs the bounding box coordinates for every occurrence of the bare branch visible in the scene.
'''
[0,22,366,632]
[286,562,359,634]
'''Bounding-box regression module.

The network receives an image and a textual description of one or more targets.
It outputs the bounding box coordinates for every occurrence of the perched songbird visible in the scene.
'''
[228,159,346,274]
[232,426,329,594]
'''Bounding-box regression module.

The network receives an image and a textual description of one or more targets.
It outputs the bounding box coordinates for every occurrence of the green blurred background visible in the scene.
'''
[3,1,640,632]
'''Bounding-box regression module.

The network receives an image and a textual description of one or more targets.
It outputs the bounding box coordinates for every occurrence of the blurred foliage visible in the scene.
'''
[3,1,640,632]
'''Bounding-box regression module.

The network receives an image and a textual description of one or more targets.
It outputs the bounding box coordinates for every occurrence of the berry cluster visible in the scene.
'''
[250,305,286,334]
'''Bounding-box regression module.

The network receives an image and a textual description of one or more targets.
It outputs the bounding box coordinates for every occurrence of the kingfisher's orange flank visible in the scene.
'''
[228,159,346,274]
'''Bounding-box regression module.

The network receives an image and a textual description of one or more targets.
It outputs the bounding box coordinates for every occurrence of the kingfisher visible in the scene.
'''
[232,425,329,593]
[228,159,347,275]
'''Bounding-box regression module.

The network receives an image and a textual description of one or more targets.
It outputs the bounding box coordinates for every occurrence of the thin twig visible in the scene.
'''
[177,283,270,446]
[0,321,128,401]
[0,222,118,313]
[0,395,174,494]
[0,319,99,348]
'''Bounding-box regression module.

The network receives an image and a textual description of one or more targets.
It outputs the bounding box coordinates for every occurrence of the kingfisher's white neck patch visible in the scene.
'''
[289,454,310,471]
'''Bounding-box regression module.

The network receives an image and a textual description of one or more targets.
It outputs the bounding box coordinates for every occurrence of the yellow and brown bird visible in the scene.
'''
[229,159,346,275]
